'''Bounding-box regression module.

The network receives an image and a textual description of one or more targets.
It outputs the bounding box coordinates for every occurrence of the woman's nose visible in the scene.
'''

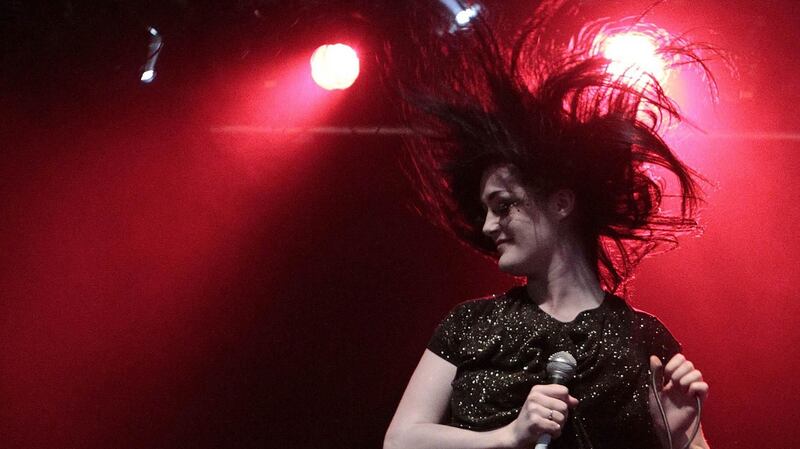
[482,212,500,237]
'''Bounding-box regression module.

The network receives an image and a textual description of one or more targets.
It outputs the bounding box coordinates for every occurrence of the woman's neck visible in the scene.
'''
[525,241,605,322]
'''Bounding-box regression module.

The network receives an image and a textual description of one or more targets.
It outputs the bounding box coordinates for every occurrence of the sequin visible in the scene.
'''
[427,286,682,449]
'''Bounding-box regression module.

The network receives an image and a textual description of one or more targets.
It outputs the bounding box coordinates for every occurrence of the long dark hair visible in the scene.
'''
[381,1,716,293]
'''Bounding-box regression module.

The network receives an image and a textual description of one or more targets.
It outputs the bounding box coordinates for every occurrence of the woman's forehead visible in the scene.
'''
[480,164,525,199]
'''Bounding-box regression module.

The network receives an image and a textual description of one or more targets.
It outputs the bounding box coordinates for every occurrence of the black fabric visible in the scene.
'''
[427,286,681,449]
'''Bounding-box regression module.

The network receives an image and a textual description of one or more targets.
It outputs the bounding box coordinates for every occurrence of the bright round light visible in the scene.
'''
[454,6,479,26]
[310,44,360,91]
[601,32,667,84]
[455,10,472,25]
[140,69,156,83]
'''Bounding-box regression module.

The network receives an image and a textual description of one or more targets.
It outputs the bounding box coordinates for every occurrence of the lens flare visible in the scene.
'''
[310,44,360,91]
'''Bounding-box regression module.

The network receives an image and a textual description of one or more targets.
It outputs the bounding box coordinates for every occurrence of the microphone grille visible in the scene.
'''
[546,351,577,379]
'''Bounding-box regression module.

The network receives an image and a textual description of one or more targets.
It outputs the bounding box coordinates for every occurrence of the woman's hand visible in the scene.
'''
[501,384,579,448]
[649,354,709,446]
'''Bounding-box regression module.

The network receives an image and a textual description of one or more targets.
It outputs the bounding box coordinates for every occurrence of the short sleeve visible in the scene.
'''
[427,302,471,365]
[645,316,682,364]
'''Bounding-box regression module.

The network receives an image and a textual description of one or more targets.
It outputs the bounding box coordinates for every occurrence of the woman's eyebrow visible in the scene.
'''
[481,190,509,204]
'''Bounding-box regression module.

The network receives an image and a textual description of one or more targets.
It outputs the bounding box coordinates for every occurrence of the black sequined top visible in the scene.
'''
[428,286,681,449]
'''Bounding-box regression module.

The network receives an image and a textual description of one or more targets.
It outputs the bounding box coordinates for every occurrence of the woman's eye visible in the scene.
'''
[494,201,513,215]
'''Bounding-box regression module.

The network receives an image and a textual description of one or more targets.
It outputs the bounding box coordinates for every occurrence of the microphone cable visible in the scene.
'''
[650,368,702,449]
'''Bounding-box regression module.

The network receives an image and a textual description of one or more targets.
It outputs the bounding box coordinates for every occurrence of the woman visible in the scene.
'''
[382,2,713,448]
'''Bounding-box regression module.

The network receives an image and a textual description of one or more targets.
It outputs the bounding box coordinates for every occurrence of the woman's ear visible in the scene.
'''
[549,189,576,220]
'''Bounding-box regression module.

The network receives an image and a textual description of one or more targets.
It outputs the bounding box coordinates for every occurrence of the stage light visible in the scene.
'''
[438,0,482,32]
[140,70,155,83]
[598,32,668,85]
[454,6,480,26]
[310,44,360,91]
[140,26,162,84]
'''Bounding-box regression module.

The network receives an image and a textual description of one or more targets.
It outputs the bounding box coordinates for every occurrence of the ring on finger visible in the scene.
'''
[547,410,554,420]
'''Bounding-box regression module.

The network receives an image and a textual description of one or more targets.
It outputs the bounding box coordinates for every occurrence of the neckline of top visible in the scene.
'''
[511,286,616,325]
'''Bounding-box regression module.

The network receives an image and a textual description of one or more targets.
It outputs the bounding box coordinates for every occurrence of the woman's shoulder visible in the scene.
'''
[600,292,658,319]
[445,285,527,317]
[608,297,683,358]
[622,300,673,329]
[428,286,529,363]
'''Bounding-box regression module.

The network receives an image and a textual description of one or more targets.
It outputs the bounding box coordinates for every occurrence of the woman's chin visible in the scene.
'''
[497,256,525,276]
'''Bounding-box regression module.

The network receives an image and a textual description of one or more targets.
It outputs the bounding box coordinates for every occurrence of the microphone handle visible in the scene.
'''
[549,374,570,386]
[533,374,570,449]
[534,433,552,449]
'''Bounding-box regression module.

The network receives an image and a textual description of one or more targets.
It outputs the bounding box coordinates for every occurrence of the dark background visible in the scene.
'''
[1,1,798,448]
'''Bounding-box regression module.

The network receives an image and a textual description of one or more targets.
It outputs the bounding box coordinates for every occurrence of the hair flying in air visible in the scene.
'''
[380,0,719,292]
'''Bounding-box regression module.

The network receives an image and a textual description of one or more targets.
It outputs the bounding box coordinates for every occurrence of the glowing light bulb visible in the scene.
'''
[310,44,360,91]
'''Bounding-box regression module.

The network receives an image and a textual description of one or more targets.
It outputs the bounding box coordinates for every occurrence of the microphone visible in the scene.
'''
[534,351,577,449]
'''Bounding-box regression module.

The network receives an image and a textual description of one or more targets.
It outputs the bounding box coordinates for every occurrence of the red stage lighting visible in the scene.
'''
[596,31,668,87]
[310,44,360,90]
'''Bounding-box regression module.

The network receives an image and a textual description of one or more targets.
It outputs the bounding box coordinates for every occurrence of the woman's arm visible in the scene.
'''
[384,349,577,449]
[383,349,512,449]
[648,355,711,449]
[651,420,709,449]
[689,426,710,449]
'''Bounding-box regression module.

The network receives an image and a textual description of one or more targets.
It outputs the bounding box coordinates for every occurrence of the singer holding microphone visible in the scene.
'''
[382,2,712,448]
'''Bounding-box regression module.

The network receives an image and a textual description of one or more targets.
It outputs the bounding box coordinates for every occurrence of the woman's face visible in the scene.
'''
[479,164,560,277]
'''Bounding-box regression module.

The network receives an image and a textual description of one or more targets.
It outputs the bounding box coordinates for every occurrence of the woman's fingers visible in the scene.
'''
[669,361,695,384]
[537,401,568,425]
[519,384,579,438]
[649,355,665,388]
[528,384,572,400]
[549,409,568,429]
[528,392,570,415]
[677,369,702,387]
[664,353,686,373]
[567,394,580,408]
[545,410,565,438]
[663,354,698,383]
[666,355,704,392]
[688,381,709,401]
[519,402,563,437]
[654,353,709,401]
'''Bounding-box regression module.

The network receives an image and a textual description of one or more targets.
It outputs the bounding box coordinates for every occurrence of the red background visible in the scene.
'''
[1,1,798,447]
